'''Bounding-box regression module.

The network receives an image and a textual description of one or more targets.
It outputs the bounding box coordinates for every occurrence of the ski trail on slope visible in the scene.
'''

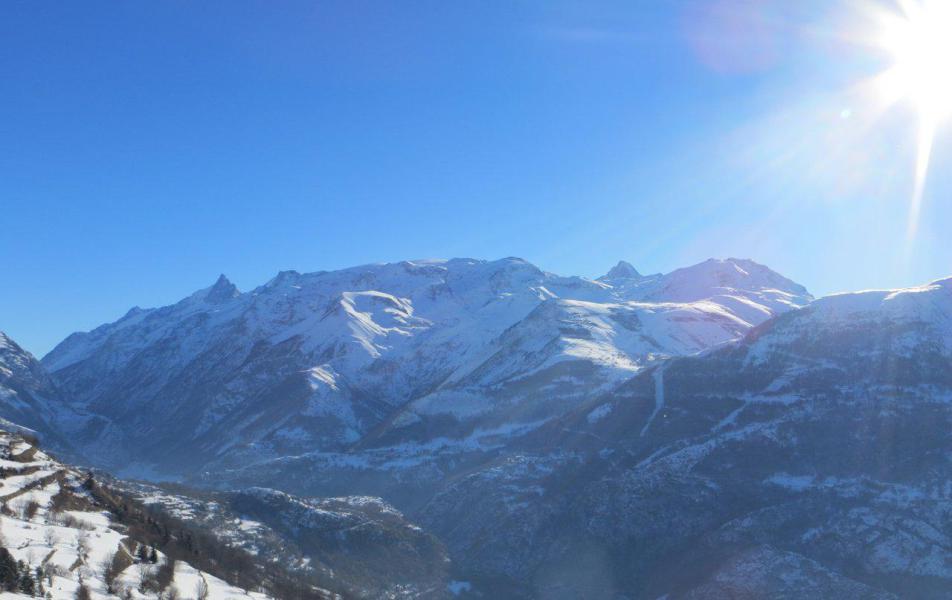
[640,365,665,437]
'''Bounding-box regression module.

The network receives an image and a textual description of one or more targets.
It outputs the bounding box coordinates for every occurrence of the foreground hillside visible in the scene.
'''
[0,430,290,599]
[0,429,456,599]
[106,481,453,598]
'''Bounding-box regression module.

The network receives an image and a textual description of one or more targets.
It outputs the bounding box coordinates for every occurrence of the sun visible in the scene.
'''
[877,0,952,123]
[870,0,952,238]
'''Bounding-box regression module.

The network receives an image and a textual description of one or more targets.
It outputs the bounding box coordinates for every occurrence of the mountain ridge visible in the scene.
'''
[37,256,811,478]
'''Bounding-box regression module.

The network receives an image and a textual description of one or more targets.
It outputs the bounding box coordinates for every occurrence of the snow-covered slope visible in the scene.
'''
[106,481,452,599]
[412,273,952,598]
[41,257,811,476]
[0,333,90,459]
[0,332,62,436]
[0,430,278,600]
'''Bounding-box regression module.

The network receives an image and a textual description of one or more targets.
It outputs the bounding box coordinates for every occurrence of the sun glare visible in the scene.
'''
[878,0,952,123]
[873,0,952,238]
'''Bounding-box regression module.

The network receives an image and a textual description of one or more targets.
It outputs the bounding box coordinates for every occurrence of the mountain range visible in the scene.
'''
[3,256,952,598]
[36,257,810,478]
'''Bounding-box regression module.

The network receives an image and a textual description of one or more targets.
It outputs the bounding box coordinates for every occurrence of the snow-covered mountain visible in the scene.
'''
[8,260,952,598]
[41,257,811,477]
[0,332,89,459]
[413,275,952,597]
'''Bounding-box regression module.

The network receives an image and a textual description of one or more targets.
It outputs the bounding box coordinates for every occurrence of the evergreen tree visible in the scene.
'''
[35,566,45,597]
[149,547,158,564]
[0,548,17,591]
[17,569,35,596]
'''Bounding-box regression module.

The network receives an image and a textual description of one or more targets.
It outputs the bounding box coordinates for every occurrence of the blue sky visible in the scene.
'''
[2,0,951,355]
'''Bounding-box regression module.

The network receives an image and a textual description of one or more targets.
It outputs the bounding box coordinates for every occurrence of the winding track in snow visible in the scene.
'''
[640,365,665,437]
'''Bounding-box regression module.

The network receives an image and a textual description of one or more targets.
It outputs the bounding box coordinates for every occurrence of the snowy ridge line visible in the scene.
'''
[35,257,813,476]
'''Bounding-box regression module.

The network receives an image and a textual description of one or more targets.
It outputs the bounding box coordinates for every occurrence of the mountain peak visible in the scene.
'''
[265,270,303,289]
[642,257,811,305]
[0,331,27,357]
[121,305,146,319]
[205,274,239,303]
[600,260,641,281]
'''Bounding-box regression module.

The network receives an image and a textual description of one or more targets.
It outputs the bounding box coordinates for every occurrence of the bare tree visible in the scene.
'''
[195,576,210,600]
[74,575,92,600]
[102,546,132,594]
[43,528,56,547]
[24,500,40,520]
[137,563,151,594]
[75,531,90,561]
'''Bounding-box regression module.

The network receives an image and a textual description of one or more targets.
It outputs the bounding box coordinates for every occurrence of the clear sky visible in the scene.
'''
[2,1,951,356]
